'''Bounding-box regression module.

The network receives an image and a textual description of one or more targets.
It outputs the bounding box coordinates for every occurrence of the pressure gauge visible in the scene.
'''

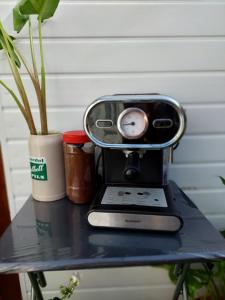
[117,107,149,139]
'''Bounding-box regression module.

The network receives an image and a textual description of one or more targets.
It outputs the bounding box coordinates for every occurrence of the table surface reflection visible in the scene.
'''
[0,182,225,274]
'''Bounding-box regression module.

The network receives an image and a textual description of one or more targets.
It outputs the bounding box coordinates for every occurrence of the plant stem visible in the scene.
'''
[29,17,39,83]
[11,43,44,133]
[0,80,29,124]
[8,33,38,86]
[38,17,48,135]
[28,17,47,135]
[0,22,37,134]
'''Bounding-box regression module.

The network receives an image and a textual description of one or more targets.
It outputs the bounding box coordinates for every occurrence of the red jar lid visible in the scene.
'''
[63,130,90,144]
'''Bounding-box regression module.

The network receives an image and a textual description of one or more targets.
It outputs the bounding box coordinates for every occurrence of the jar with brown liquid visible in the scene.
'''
[63,131,95,204]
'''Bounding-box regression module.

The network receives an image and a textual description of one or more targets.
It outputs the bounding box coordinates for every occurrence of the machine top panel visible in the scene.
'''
[84,94,186,149]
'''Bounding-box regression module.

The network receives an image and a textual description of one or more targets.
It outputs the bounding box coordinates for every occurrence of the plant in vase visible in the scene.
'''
[0,0,66,201]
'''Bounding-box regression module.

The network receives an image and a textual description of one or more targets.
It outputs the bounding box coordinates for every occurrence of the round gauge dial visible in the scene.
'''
[117,107,149,139]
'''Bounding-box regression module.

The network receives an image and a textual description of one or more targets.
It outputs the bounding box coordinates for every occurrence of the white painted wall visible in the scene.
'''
[0,0,225,299]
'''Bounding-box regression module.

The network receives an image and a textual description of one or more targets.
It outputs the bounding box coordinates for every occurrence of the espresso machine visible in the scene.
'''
[84,94,186,232]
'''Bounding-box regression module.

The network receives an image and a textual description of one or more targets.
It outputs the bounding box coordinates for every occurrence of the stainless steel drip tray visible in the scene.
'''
[88,186,182,231]
[88,211,181,232]
[101,186,168,208]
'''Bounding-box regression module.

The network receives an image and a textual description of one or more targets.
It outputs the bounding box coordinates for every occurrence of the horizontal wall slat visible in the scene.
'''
[3,2,225,37]
[170,164,225,190]
[174,135,225,164]
[2,2,225,38]
[206,215,225,231]
[185,104,225,135]
[6,135,225,169]
[37,3,225,38]
[2,104,225,139]
[1,39,225,74]
[1,73,225,108]
[7,141,29,170]
[186,190,225,215]
[11,164,225,197]
[2,108,85,139]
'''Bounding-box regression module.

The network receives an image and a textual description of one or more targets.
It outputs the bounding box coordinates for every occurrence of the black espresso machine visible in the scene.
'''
[84,94,186,232]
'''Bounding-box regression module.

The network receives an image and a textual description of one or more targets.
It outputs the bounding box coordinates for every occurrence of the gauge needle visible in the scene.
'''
[122,122,135,126]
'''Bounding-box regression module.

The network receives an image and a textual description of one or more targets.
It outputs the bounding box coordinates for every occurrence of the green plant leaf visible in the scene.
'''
[219,176,225,186]
[0,30,21,67]
[13,0,60,32]
[13,1,29,33]
[167,264,177,283]
[39,0,60,22]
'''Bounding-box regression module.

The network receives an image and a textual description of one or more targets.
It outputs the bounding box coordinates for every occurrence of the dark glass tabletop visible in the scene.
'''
[0,182,225,274]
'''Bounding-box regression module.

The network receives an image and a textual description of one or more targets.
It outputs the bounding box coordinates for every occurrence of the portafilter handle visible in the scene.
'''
[123,151,140,180]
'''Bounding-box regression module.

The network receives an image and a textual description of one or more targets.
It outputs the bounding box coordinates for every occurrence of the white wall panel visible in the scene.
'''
[174,135,225,164]
[16,3,225,38]
[2,2,225,37]
[0,39,225,74]
[186,190,225,214]
[207,215,225,231]
[2,104,225,139]
[2,108,85,139]
[6,135,225,170]
[185,104,225,135]
[1,73,225,108]
[171,163,225,190]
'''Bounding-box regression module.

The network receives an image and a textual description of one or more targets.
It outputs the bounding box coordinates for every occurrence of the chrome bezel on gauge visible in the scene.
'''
[117,107,149,140]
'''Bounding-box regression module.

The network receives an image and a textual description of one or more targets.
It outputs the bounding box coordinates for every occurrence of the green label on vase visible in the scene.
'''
[30,157,48,181]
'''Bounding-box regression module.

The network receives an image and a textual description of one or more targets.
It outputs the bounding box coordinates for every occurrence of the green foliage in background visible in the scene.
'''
[166,177,225,299]
[167,248,225,299]
[49,275,79,300]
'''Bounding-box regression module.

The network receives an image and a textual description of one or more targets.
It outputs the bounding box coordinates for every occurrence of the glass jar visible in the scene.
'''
[63,131,95,204]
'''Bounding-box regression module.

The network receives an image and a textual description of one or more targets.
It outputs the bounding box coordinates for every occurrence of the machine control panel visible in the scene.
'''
[152,118,173,129]
[96,120,113,128]
[84,94,186,149]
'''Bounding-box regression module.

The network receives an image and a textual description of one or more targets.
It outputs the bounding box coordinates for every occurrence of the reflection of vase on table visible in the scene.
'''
[33,199,71,258]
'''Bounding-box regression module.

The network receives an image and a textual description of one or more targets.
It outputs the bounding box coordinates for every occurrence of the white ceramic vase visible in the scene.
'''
[29,133,66,201]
